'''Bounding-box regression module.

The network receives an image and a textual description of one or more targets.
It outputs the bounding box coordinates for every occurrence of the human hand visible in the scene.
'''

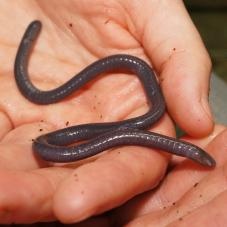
[0,0,213,224]
[111,125,227,226]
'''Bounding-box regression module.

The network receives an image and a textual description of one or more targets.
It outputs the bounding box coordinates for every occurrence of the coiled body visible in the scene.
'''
[14,21,215,167]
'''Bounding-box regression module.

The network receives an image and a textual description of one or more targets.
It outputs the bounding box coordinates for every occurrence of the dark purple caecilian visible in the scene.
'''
[14,20,215,167]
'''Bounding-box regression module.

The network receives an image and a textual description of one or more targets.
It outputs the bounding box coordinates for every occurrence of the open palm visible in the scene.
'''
[0,0,212,224]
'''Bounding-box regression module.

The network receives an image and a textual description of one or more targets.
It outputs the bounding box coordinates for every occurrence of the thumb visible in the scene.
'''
[129,0,214,136]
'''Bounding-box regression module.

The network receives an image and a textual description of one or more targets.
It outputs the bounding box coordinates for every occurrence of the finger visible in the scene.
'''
[0,167,72,224]
[34,216,110,227]
[127,0,213,136]
[53,115,174,223]
[110,126,227,225]
[125,162,227,227]
[66,216,110,227]
[181,124,226,148]
[152,126,227,208]
[172,124,226,165]
[165,164,227,227]
[167,190,227,227]
[0,122,55,170]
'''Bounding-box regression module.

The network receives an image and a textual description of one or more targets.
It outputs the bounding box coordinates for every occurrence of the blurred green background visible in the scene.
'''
[185,0,227,82]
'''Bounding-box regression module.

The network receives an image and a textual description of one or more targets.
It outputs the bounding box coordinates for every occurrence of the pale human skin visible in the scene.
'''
[0,0,213,224]
[111,125,227,227]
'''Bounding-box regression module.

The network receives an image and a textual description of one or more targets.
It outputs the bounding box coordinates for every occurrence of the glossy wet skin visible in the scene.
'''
[14,21,215,167]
